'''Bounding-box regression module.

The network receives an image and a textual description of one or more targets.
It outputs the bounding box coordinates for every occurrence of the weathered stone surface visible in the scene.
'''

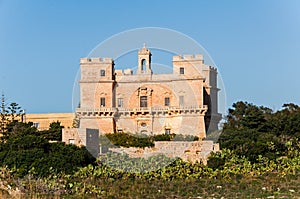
[109,140,219,164]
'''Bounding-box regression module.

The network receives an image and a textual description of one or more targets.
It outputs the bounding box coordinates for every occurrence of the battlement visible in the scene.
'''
[115,69,133,76]
[173,54,204,62]
[80,57,113,64]
[209,66,217,71]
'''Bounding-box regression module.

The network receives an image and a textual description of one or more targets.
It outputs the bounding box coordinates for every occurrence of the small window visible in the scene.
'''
[117,98,123,108]
[33,122,40,129]
[164,97,170,106]
[140,96,147,107]
[69,139,75,144]
[100,97,106,107]
[180,67,184,74]
[141,123,147,127]
[100,69,106,76]
[165,129,171,135]
[179,96,184,106]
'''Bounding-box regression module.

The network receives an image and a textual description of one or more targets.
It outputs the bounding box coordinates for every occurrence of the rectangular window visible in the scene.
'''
[180,67,184,74]
[100,97,106,107]
[165,129,171,135]
[179,96,184,106]
[69,139,75,144]
[33,122,40,129]
[100,69,106,76]
[164,97,170,106]
[140,96,147,107]
[117,98,123,108]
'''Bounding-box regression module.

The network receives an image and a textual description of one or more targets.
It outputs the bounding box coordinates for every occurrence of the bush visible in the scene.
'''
[0,122,95,177]
[100,133,200,149]
[207,152,225,170]
[103,133,154,148]
[152,133,175,141]
[219,101,300,162]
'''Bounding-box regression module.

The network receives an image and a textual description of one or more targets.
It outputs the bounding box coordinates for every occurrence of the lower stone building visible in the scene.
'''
[25,113,74,130]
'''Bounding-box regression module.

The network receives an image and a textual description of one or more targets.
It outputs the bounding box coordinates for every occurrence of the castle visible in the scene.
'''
[62,45,221,158]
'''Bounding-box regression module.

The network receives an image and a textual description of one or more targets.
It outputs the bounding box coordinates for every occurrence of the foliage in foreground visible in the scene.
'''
[1,100,300,198]
[0,122,95,177]
[1,147,300,198]
[219,101,300,162]
[65,145,300,197]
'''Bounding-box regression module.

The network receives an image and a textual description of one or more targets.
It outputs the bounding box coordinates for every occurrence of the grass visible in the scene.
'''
[1,172,300,198]
[60,174,300,198]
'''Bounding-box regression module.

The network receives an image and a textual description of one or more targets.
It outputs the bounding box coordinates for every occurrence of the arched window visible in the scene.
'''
[141,59,146,71]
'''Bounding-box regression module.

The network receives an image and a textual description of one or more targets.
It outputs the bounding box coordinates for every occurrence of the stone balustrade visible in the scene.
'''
[76,105,208,117]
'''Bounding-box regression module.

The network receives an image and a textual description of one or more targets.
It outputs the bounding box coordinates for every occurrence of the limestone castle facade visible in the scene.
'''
[62,45,221,158]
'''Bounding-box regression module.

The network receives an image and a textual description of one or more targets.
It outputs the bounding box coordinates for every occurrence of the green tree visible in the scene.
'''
[224,101,271,131]
[0,95,25,134]
[0,121,95,177]
[219,101,299,162]
[7,102,22,122]
[39,121,64,141]
[0,94,8,133]
[268,103,300,137]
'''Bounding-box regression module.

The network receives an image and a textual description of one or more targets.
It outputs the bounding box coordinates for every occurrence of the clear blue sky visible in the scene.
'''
[0,0,299,113]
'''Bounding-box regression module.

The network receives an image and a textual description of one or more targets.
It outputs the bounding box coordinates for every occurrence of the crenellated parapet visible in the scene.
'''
[172,54,204,63]
[208,65,217,71]
[115,69,133,76]
[80,57,113,64]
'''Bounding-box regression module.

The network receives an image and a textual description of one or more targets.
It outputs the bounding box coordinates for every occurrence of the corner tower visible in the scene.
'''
[78,57,116,132]
[79,58,115,109]
[137,44,152,75]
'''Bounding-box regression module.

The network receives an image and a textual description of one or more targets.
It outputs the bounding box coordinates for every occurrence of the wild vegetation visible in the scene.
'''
[0,99,300,198]
[0,121,96,177]
[1,148,300,198]
[219,101,300,162]
[0,97,95,178]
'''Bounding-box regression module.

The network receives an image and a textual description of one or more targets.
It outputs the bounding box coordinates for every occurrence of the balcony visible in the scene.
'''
[77,105,208,117]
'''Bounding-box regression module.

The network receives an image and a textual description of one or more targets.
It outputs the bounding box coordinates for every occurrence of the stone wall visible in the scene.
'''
[109,140,219,164]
